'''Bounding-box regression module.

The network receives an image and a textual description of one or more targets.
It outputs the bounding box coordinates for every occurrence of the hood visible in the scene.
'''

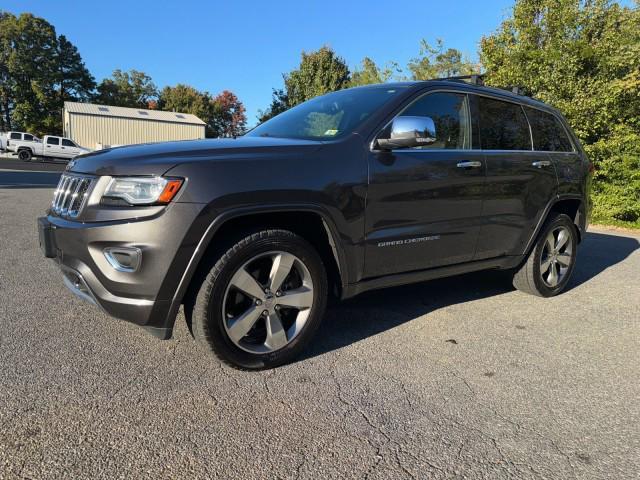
[68,136,324,176]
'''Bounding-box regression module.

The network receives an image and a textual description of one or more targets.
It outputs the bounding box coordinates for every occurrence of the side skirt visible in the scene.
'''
[342,255,524,299]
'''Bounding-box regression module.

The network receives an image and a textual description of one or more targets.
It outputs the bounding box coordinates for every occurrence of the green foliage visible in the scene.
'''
[285,46,350,107]
[408,39,479,80]
[259,41,476,121]
[258,46,350,122]
[349,57,399,87]
[0,12,94,134]
[481,0,640,227]
[96,69,158,109]
[158,85,246,138]
[257,88,289,123]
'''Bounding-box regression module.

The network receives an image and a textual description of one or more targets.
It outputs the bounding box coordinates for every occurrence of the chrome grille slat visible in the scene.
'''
[51,173,95,219]
[61,178,78,215]
[54,176,70,214]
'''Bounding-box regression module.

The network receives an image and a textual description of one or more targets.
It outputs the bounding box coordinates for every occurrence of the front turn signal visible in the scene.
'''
[157,179,183,204]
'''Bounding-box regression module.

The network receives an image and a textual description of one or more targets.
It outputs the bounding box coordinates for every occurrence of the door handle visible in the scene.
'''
[457,161,482,169]
[532,160,551,168]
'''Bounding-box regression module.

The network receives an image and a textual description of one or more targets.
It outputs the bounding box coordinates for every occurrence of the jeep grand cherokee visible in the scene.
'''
[38,81,591,369]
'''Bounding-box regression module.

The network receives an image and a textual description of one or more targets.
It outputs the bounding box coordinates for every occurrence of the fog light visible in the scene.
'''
[104,247,142,272]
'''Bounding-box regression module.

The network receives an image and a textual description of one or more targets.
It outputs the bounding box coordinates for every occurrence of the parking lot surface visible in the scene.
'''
[1,182,639,479]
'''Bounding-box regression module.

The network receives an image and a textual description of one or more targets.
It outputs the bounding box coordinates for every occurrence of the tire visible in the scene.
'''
[191,229,328,370]
[18,149,32,162]
[512,213,578,297]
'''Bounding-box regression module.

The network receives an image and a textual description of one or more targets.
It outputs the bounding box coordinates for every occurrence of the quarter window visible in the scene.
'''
[47,137,60,145]
[478,97,531,150]
[398,92,471,149]
[524,107,573,152]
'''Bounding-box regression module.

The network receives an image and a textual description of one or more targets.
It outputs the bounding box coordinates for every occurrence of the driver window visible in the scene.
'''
[400,92,471,149]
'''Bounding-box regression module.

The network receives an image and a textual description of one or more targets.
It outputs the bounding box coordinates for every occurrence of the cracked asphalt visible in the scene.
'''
[1,182,639,479]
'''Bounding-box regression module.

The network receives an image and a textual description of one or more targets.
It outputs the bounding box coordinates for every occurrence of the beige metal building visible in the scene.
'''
[63,102,206,149]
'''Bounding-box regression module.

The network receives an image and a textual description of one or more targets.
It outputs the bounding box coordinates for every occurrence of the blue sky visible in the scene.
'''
[6,0,523,124]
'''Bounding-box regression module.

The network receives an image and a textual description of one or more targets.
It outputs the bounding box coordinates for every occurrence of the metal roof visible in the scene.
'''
[64,102,206,125]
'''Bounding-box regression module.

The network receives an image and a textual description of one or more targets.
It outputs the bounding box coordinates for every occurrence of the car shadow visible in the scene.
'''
[300,231,639,361]
[0,171,61,188]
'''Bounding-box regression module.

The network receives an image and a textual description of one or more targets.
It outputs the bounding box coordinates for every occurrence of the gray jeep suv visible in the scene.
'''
[38,80,591,369]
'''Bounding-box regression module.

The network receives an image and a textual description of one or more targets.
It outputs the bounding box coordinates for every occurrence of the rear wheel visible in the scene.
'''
[512,213,577,297]
[18,149,32,162]
[191,229,328,370]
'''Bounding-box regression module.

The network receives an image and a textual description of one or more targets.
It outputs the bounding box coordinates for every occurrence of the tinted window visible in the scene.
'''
[62,139,76,147]
[478,97,531,150]
[10,133,21,140]
[247,86,406,140]
[524,107,573,152]
[399,92,471,149]
[47,137,60,145]
[24,134,34,141]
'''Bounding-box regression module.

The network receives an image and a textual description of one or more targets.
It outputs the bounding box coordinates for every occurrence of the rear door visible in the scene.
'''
[473,95,557,259]
[523,106,582,199]
[364,90,485,278]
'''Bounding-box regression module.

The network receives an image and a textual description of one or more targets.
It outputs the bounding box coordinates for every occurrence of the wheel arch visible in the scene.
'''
[163,205,348,333]
[524,196,585,256]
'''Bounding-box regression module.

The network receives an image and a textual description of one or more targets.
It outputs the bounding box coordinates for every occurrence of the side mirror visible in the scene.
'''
[377,116,437,150]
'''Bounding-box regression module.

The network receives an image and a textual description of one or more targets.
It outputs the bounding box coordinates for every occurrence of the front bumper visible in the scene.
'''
[38,202,206,339]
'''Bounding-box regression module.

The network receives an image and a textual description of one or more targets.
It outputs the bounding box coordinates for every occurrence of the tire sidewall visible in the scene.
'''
[202,231,327,369]
[531,214,578,296]
[19,150,32,161]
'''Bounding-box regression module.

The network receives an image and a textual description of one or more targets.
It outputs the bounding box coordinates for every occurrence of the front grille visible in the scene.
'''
[51,173,95,218]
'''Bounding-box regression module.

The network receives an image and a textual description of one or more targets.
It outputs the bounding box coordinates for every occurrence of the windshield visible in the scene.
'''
[247,86,406,140]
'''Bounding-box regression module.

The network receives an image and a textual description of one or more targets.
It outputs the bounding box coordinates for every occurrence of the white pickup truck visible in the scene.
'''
[5,131,90,161]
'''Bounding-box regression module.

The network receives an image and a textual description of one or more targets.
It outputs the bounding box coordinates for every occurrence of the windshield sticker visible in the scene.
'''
[324,129,339,136]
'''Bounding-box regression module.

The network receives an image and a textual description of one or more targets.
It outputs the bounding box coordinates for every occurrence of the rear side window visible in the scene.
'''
[524,107,573,152]
[62,139,76,147]
[400,92,471,149]
[47,137,60,145]
[10,133,21,140]
[478,97,531,150]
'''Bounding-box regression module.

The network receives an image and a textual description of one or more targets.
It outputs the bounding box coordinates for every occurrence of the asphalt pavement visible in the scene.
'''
[0,186,638,479]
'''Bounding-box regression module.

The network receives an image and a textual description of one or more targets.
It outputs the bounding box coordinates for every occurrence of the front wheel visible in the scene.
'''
[191,229,328,370]
[18,149,32,162]
[512,213,578,297]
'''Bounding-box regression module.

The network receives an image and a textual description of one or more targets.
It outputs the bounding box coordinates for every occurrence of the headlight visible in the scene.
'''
[103,177,183,205]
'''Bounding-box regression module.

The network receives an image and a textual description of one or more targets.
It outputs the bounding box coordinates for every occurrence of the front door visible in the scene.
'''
[364,91,485,278]
[61,138,81,159]
[45,136,63,157]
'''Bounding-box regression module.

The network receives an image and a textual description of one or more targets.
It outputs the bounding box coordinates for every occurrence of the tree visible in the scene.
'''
[210,90,247,137]
[349,57,399,87]
[55,35,95,105]
[258,46,350,122]
[96,69,158,108]
[285,46,350,107]
[257,88,289,124]
[1,12,59,133]
[0,12,94,134]
[158,85,246,138]
[158,84,212,121]
[408,39,478,80]
[480,0,640,226]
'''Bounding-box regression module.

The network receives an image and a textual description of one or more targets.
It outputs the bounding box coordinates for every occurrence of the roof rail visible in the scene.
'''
[435,74,485,86]
[433,74,530,98]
